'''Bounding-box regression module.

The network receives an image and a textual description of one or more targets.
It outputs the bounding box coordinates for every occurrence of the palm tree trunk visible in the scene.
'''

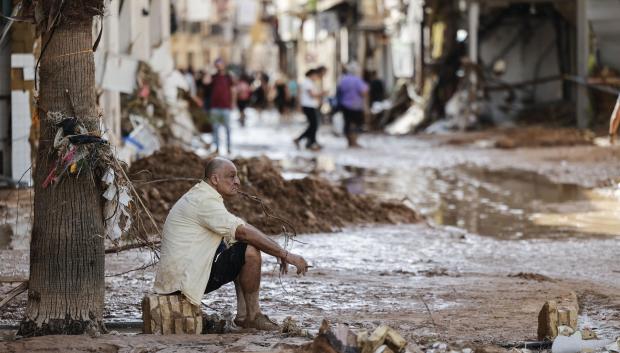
[18,19,105,336]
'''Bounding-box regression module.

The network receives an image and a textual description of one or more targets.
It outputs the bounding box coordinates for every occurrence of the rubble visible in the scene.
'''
[551,331,614,353]
[311,319,416,353]
[129,147,421,235]
[444,126,595,149]
[537,293,579,341]
[281,316,311,338]
[507,273,553,282]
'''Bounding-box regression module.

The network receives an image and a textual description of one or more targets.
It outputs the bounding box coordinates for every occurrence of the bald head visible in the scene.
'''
[204,157,240,197]
[204,157,235,179]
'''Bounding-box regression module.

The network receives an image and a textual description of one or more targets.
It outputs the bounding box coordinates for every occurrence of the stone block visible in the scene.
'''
[142,294,202,334]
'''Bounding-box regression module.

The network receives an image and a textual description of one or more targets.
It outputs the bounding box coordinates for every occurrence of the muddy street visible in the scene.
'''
[2,116,620,351]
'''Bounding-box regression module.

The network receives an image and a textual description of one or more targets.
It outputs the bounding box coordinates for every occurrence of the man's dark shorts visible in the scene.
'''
[205,241,247,293]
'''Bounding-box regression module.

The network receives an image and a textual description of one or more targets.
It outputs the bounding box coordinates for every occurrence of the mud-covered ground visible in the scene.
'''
[2,112,620,352]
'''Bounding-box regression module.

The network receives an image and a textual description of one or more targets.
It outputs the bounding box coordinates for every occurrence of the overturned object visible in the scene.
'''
[312,319,412,353]
[142,294,202,334]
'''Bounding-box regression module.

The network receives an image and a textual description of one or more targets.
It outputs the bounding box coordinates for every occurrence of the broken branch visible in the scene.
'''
[0,281,28,309]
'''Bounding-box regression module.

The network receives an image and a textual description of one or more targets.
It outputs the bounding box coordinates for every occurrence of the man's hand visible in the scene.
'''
[280,252,309,276]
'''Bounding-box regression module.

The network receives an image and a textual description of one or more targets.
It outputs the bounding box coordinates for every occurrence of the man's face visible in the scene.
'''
[210,162,240,198]
[215,60,225,72]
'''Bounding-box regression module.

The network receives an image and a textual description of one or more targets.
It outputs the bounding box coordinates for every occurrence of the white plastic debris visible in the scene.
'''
[102,168,115,185]
[551,331,614,353]
[103,184,117,201]
[558,325,575,336]
[118,187,131,207]
[606,339,620,353]
[432,342,448,351]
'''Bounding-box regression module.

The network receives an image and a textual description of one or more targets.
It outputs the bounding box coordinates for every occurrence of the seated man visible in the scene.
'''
[154,157,309,330]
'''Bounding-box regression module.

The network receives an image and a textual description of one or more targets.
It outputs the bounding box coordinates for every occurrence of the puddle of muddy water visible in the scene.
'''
[339,165,620,239]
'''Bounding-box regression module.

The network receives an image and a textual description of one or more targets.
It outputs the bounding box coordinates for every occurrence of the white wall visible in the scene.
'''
[119,0,152,61]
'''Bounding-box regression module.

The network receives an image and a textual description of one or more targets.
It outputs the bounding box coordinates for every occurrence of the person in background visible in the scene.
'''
[294,69,322,151]
[183,66,198,97]
[315,65,328,123]
[251,72,269,118]
[337,62,368,148]
[287,77,299,112]
[209,58,235,154]
[236,73,252,127]
[367,70,385,108]
[274,74,290,122]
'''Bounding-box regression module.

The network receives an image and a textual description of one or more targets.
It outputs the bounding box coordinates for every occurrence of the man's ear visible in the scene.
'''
[210,174,218,185]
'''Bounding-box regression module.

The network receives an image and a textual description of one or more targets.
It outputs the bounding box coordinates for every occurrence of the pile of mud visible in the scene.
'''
[130,147,420,235]
[445,126,595,149]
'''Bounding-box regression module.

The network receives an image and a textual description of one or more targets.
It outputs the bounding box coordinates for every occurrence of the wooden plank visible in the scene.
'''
[186,317,196,334]
[160,295,172,335]
[151,296,161,334]
[141,296,152,334]
[169,295,183,334]
[181,299,194,334]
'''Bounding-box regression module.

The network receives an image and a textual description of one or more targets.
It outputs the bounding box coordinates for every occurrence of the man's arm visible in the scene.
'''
[235,224,309,275]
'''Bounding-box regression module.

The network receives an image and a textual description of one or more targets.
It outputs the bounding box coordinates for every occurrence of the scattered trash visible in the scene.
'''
[202,311,234,334]
[385,104,424,135]
[119,115,162,163]
[551,331,614,353]
[102,167,132,241]
[281,316,311,338]
[508,272,553,282]
[311,319,415,353]
[43,112,107,188]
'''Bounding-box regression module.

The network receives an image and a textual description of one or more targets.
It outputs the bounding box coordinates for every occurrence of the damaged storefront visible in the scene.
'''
[416,0,620,134]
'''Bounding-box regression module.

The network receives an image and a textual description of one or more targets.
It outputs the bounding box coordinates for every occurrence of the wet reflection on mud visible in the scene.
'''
[340,165,620,239]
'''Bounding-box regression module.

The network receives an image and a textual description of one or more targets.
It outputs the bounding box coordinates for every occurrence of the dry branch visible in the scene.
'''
[105,240,161,254]
[0,281,28,309]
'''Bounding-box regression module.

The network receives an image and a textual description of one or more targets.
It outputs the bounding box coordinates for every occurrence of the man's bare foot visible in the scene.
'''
[240,313,279,331]
[234,315,245,327]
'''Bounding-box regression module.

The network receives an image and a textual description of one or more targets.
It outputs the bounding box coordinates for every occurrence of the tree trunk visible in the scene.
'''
[18,19,105,336]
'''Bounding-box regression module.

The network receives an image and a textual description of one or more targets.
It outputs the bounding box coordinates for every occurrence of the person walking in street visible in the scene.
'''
[274,74,290,122]
[294,69,322,151]
[337,62,368,148]
[236,73,252,127]
[209,58,235,154]
[287,77,299,112]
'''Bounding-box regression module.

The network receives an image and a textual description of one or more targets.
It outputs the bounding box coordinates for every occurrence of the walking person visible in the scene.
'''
[274,74,290,122]
[287,77,299,112]
[236,73,252,127]
[209,58,235,154]
[294,69,322,151]
[337,62,368,148]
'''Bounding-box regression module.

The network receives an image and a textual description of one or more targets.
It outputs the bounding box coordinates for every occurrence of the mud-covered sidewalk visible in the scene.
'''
[2,115,620,352]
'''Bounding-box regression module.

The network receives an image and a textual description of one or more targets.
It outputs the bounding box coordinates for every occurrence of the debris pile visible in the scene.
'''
[129,147,420,235]
[312,319,416,353]
[444,126,595,149]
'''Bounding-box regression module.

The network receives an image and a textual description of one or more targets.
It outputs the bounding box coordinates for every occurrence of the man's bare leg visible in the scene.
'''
[234,280,247,324]
[238,245,262,323]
